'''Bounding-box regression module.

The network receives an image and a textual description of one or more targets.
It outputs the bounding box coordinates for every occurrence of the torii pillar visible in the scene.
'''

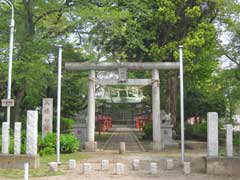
[85,70,97,151]
[152,69,163,151]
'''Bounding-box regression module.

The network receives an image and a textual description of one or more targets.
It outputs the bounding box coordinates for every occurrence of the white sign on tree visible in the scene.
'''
[42,98,53,137]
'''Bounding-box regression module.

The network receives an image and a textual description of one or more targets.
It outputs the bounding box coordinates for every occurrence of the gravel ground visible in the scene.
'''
[1,150,240,180]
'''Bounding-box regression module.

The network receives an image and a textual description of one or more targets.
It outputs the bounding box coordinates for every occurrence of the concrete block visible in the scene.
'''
[101,160,109,171]
[132,159,140,171]
[85,141,97,152]
[0,154,39,169]
[83,163,92,174]
[149,162,158,175]
[115,163,124,175]
[119,142,125,154]
[205,156,240,176]
[48,162,58,172]
[69,159,76,170]
[166,159,174,170]
[183,162,191,175]
[152,141,163,152]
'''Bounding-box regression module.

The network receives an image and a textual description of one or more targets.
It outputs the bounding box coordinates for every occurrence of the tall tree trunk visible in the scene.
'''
[166,71,177,129]
[12,1,35,123]
[13,89,25,123]
[23,0,35,36]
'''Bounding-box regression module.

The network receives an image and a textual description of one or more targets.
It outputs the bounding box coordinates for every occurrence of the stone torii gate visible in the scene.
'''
[65,62,180,152]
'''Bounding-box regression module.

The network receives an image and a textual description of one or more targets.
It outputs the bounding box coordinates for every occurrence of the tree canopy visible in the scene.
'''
[0,0,239,127]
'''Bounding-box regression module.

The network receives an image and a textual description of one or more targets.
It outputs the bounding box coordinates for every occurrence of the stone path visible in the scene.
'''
[102,132,145,152]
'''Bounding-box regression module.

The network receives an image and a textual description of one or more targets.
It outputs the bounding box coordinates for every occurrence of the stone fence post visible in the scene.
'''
[207,112,218,157]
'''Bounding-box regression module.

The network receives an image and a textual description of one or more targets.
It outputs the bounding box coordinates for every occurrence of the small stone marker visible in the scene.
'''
[207,112,218,157]
[149,162,158,175]
[14,122,21,155]
[115,163,124,175]
[119,142,126,154]
[69,159,76,170]
[132,159,140,170]
[26,110,38,155]
[83,163,92,174]
[48,162,58,172]
[166,159,174,170]
[101,160,109,171]
[183,162,191,175]
[24,162,29,180]
[2,122,9,154]
[226,124,233,157]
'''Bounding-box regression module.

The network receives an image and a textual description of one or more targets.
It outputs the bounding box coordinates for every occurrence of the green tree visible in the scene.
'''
[73,0,220,126]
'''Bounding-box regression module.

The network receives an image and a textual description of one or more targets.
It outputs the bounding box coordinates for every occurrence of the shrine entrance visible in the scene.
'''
[65,61,182,153]
[112,110,133,127]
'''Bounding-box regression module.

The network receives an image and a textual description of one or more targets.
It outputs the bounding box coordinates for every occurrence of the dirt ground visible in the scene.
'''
[1,150,240,180]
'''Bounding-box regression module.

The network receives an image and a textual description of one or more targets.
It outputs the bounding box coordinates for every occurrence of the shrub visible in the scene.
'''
[38,133,79,156]
[38,133,56,156]
[184,122,207,141]
[53,117,74,133]
[40,147,55,156]
[142,122,153,140]
[233,134,240,145]
[60,134,79,153]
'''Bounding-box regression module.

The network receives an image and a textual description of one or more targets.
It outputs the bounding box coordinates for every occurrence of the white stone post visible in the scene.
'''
[14,122,21,155]
[132,159,140,170]
[207,112,218,157]
[2,122,9,154]
[226,124,233,157]
[119,142,126,154]
[149,162,158,175]
[83,163,92,174]
[26,110,38,155]
[69,159,76,170]
[85,70,97,151]
[101,160,109,171]
[152,69,162,151]
[48,162,58,172]
[115,163,124,175]
[166,159,174,170]
[183,162,191,175]
[24,162,29,180]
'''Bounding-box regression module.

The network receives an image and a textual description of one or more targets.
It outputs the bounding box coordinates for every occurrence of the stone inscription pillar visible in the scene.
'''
[85,70,97,151]
[42,98,53,137]
[26,110,38,155]
[207,112,218,157]
[2,122,9,154]
[152,69,162,151]
[14,122,21,155]
[226,124,233,157]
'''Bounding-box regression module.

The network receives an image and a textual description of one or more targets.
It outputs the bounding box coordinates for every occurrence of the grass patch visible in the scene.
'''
[0,152,90,178]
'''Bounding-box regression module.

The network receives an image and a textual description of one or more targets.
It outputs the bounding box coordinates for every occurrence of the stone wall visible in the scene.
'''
[204,157,240,176]
[0,154,39,169]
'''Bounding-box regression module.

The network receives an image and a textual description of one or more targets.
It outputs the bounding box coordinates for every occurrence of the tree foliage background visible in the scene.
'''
[0,0,239,129]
